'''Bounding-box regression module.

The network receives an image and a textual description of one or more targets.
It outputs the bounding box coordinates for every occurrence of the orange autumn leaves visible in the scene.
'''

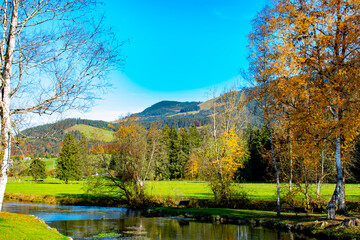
[250,0,360,165]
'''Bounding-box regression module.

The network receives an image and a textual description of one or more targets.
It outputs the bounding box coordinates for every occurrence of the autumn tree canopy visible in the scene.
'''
[249,0,360,219]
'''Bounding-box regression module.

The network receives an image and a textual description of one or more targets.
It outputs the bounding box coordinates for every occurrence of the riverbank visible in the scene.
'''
[3,196,360,240]
[0,212,69,240]
[4,179,360,239]
[144,207,360,240]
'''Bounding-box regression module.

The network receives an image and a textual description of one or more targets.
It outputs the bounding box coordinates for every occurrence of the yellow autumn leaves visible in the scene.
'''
[210,128,246,180]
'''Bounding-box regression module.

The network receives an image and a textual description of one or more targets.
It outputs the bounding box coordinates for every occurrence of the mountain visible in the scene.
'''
[113,99,220,128]
[121,90,262,129]
[138,101,201,119]
[132,100,211,128]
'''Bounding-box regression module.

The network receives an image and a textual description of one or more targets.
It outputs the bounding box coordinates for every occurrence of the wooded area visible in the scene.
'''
[1,0,359,224]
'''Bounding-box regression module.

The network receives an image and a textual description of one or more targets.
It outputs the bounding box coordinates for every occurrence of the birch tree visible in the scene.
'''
[248,6,282,217]
[0,0,121,210]
[204,87,249,203]
[249,0,360,219]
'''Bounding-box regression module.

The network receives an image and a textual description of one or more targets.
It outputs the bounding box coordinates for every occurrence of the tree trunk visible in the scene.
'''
[268,120,281,217]
[316,150,325,200]
[289,140,293,192]
[316,179,321,200]
[304,174,310,208]
[0,0,19,211]
[328,135,346,219]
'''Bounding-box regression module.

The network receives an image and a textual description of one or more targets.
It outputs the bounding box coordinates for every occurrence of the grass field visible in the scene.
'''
[6,179,83,197]
[43,158,57,170]
[5,179,360,201]
[0,212,67,240]
[147,181,360,201]
[64,124,114,142]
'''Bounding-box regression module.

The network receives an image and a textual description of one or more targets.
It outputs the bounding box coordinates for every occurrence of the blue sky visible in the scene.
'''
[73,0,267,121]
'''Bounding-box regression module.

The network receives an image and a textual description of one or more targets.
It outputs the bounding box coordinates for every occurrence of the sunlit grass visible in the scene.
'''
[43,158,57,170]
[5,179,360,201]
[64,124,114,142]
[0,212,67,240]
[6,179,84,197]
[147,181,360,201]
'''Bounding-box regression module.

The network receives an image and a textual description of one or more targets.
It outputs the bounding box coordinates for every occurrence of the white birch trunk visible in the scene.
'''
[268,120,281,216]
[289,140,293,192]
[0,0,19,211]
[328,110,346,219]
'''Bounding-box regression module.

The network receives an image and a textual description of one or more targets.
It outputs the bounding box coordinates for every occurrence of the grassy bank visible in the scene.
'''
[5,179,360,212]
[147,207,360,240]
[0,212,68,240]
[4,178,360,240]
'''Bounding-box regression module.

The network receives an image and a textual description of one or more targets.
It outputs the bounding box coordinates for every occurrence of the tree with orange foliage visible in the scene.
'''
[105,123,163,206]
[185,153,200,179]
[249,0,360,219]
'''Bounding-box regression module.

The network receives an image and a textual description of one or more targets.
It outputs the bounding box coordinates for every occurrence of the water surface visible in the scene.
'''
[3,202,316,239]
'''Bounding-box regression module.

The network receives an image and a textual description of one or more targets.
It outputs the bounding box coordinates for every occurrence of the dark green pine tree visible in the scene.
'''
[168,126,180,179]
[29,158,47,181]
[188,124,201,150]
[56,133,82,183]
[78,134,90,176]
[153,125,171,180]
[239,124,270,182]
[177,127,189,179]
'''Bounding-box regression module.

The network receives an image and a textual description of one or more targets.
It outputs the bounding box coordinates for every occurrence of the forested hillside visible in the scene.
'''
[138,101,201,118]
[13,119,116,158]
[118,89,263,129]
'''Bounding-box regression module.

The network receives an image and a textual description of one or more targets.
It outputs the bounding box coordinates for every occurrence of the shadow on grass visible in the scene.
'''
[24,180,81,185]
[155,206,331,222]
[56,193,117,200]
[55,193,128,207]
[181,193,214,199]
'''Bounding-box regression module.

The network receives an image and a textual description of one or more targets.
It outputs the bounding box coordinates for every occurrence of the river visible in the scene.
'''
[3,202,316,239]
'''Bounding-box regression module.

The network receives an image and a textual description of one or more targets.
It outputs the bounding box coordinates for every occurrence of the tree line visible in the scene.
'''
[10,84,360,214]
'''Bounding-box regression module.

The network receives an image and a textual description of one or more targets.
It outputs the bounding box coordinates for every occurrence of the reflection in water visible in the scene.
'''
[3,202,315,240]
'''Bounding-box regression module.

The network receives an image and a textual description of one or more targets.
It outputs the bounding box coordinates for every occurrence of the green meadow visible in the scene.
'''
[5,179,360,201]
[64,124,114,142]
[147,181,360,201]
[0,212,67,240]
[43,158,57,170]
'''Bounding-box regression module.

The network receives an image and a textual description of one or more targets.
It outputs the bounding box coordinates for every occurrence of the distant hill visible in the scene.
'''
[127,90,262,129]
[113,100,212,128]
[14,118,117,158]
[137,101,201,119]
[21,118,115,137]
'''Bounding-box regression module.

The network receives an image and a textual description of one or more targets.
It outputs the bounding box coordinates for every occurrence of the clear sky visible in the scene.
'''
[72,0,267,121]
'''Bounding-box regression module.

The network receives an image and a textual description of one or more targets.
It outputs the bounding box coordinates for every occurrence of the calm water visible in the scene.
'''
[3,202,316,239]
